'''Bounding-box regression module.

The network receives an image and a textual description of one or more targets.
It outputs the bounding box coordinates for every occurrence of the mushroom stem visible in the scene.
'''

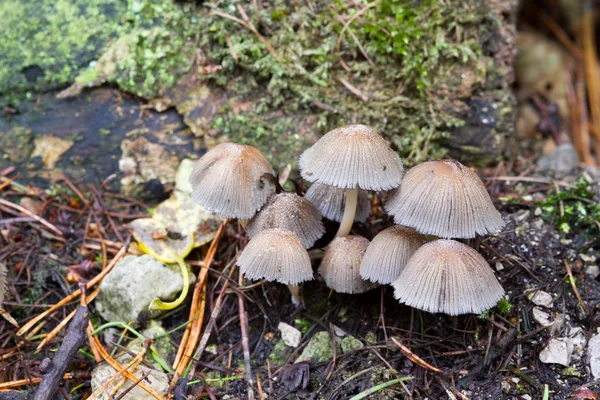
[287,284,303,306]
[335,185,358,238]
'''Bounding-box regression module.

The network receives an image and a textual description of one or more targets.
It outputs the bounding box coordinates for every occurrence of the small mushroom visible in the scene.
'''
[385,159,505,238]
[299,124,403,237]
[245,193,325,248]
[304,182,370,223]
[319,235,377,294]
[360,225,425,285]
[237,228,313,305]
[189,143,276,220]
[392,239,505,315]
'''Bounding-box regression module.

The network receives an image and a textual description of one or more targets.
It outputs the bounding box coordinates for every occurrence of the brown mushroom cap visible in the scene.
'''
[299,125,403,191]
[392,239,505,315]
[385,159,505,239]
[319,235,377,294]
[304,182,371,223]
[237,228,313,285]
[189,143,276,219]
[245,193,325,248]
[360,226,425,284]
[0,262,6,307]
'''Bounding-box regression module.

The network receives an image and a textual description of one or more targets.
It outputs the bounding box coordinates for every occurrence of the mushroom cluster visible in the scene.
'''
[189,125,506,315]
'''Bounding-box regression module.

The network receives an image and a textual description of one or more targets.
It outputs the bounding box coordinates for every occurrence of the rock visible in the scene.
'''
[119,136,179,191]
[175,159,195,194]
[295,331,335,364]
[332,325,347,337]
[587,334,600,379]
[95,255,195,325]
[580,253,597,264]
[539,338,573,367]
[278,322,301,348]
[568,327,587,360]
[340,336,363,353]
[269,339,290,366]
[91,362,169,399]
[526,289,553,308]
[536,144,578,176]
[532,307,554,328]
[31,135,73,169]
[585,265,600,279]
[495,262,504,271]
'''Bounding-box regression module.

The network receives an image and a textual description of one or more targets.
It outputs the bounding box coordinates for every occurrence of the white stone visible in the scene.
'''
[569,327,587,360]
[521,395,532,400]
[580,253,597,264]
[587,334,600,379]
[532,307,553,327]
[539,338,573,367]
[526,289,554,308]
[278,322,301,348]
[332,325,347,337]
[495,262,504,271]
[92,363,169,399]
[586,265,600,279]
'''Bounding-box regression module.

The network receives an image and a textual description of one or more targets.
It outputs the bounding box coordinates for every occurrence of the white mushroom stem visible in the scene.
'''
[287,284,302,306]
[335,185,358,238]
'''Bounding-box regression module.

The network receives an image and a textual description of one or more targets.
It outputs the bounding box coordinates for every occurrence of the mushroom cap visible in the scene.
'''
[392,239,505,316]
[0,262,6,307]
[245,193,325,248]
[384,159,505,239]
[237,228,313,285]
[189,143,276,219]
[304,182,371,223]
[360,225,425,284]
[299,125,403,191]
[319,235,378,294]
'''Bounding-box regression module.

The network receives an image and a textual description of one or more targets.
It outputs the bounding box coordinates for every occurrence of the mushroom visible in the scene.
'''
[304,182,371,223]
[385,159,505,239]
[360,225,425,285]
[189,143,276,220]
[237,228,313,305]
[245,193,325,248]
[299,124,403,237]
[319,235,377,294]
[392,239,505,315]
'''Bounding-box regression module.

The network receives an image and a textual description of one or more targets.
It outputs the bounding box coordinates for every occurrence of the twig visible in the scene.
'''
[171,220,228,387]
[337,77,369,101]
[17,238,130,337]
[0,199,63,236]
[565,261,588,315]
[391,337,443,373]
[238,272,255,400]
[33,306,90,400]
[336,1,380,60]
[582,0,600,151]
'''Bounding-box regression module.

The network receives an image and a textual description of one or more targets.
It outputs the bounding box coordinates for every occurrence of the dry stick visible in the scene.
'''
[337,77,369,102]
[211,10,281,62]
[188,264,238,378]
[33,306,90,400]
[565,261,588,314]
[17,237,130,336]
[238,273,255,400]
[88,334,162,400]
[171,220,228,387]
[335,0,380,61]
[0,199,63,236]
[391,337,443,374]
[537,11,583,60]
[566,67,595,165]
[334,14,375,68]
[0,374,79,390]
[582,0,600,154]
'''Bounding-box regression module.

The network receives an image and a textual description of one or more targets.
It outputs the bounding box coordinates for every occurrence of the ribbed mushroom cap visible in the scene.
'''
[189,143,276,219]
[392,240,504,316]
[0,263,6,307]
[360,226,425,284]
[304,182,371,223]
[385,159,505,239]
[299,125,403,191]
[237,228,313,286]
[246,193,325,248]
[319,235,377,294]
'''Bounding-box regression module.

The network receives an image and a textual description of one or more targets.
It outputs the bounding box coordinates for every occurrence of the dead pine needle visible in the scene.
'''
[565,261,588,315]
[391,337,443,373]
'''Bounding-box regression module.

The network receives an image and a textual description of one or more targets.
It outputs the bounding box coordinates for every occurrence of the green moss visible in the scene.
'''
[535,174,600,241]
[0,0,126,102]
